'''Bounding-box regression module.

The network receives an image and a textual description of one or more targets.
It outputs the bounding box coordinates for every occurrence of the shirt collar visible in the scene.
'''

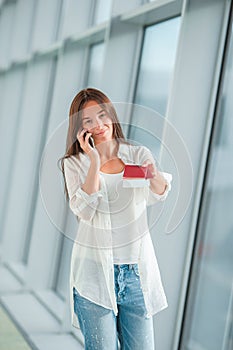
[79,141,132,163]
[117,142,132,163]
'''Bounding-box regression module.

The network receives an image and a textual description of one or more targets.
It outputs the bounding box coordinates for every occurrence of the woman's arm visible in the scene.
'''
[81,151,100,195]
[141,158,168,194]
[140,146,172,205]
[77,129,101,195]
[64,156,103,221]
[148,166,168,195]
[145,168,172,205]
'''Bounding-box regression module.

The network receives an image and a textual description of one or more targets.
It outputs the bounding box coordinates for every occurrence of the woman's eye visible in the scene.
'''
[99,114,105,118]
[84,120,92,124]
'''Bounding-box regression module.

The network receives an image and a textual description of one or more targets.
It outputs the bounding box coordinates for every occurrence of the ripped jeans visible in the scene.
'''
[73,263,155,350]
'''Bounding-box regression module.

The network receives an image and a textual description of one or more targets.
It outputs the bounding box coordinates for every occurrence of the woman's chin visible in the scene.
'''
[94,136,114,146]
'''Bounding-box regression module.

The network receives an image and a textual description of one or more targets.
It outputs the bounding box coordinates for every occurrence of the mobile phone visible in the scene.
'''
[83,131,95,148]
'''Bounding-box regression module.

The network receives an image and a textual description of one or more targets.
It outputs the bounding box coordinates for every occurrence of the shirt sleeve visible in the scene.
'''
[146,171,172,206]
[64,157,103,221]
[139,146,173,206]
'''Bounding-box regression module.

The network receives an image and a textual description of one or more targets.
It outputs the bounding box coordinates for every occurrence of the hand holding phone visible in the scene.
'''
[83,131,95,148]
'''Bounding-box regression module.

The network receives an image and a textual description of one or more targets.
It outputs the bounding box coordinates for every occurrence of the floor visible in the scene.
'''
[0,263,84,350]
[0,304,32,350]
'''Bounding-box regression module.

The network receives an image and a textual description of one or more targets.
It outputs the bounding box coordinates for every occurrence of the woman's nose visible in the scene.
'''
[93,117,103,129]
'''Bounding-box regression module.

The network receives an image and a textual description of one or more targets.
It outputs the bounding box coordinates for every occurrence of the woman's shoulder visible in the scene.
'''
[63,153,90,172]
[128,143,153,157]
[119,142,154,163]
[63,154,82,167]
[120,141,150,153]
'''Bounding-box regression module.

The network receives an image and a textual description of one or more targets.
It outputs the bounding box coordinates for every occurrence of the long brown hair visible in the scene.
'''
[58,87,128,201]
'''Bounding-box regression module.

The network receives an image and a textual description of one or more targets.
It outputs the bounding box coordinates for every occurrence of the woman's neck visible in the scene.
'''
[96,139,119,161]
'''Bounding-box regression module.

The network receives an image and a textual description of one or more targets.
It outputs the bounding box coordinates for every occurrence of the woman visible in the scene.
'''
[59,88,172,349]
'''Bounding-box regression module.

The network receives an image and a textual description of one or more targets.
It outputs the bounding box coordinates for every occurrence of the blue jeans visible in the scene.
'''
[73,263,155,350]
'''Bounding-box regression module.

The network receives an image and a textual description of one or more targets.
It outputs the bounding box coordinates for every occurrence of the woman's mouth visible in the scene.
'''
[95,129,107,136]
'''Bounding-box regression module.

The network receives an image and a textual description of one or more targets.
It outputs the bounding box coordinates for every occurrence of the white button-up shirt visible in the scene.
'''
[63,142,172,329]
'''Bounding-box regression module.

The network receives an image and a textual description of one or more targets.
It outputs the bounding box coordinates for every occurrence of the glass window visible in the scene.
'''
[0,2,15,67]
[129,17,181,156]
[59,0,92,39]
[135,17,180,114]
[26,47,86,298]
[2,60,54,261]
[30,0,61,51]
[93,0,112,25]
[10,0,35,60]
[0,68,25,242]
[55,43,105,299]
[87,42,105,87]
[181,22,233,350]
[0,75,5,119]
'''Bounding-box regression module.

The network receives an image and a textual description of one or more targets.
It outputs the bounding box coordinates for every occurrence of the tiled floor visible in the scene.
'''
[0,264,84,350]
[0,304,32,350]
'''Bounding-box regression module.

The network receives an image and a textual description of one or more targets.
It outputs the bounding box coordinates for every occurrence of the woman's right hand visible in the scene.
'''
[76,129,100,164]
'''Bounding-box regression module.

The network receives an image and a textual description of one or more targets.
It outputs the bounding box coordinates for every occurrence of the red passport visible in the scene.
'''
[123,164,154,179]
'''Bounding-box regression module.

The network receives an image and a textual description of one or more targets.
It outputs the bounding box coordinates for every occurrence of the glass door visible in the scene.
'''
[180,16,233,350]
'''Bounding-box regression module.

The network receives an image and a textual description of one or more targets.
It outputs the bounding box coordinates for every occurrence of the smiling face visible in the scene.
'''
[82,100,114,145]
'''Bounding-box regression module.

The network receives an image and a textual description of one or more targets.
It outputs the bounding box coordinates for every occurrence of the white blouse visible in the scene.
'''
[63,143,172,329]
[99,170,141,264]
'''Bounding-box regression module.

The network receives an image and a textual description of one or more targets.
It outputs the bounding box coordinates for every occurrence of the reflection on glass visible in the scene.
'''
[87,43,105,88]
[181,23,233,350]
[135,17,180,115]
[130,17,180,157]
[93,0,112,25]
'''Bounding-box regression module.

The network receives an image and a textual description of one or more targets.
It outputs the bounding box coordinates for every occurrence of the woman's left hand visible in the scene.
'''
[142,160,167,195]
